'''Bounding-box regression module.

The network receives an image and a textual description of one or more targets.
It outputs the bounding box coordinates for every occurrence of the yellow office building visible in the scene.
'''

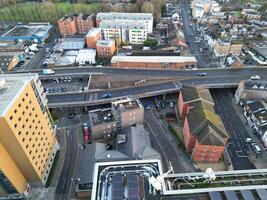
[0,74,59,197]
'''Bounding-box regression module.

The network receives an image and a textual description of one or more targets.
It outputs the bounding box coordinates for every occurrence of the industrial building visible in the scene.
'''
[0,52,24,71]
[0,23,52,43]
[76,49,96,65]
[54,38,85,50]
[0,74,59,198]
[178,86,229,162]
[111,56,197,69]
[96,12,153,33]
[89,96,144,140]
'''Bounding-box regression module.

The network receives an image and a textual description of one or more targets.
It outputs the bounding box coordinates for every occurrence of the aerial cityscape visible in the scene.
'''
[0,0,267,199]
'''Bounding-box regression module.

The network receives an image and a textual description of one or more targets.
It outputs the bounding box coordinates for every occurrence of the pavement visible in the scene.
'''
[144,109,195,173]
[210,89,256,170]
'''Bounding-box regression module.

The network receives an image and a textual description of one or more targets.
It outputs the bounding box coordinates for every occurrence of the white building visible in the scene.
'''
[76,49,96,65]
[99,20,148,45]
[191,0,221,18]
[96,12,153,33]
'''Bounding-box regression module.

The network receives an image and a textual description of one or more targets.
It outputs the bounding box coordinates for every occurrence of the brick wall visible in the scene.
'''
[193,142,225,162]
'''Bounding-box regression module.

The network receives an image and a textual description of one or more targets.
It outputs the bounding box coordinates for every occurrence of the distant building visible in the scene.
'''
[235,80,267,103]
[213,39,243,57]
[96,12,153,33]
[85,28,101,48]
[0,52,24,71]
[57,13,95,36]
[0,23,52,43]
[76,49,96,65]
[75,124,160,198]
[111,56,197,69]
[178,86,228,162]
[191,0,220,18]
[57,17,77,36]
[89,96,144,141]
[0,74,59,198]
[96,40,116,58]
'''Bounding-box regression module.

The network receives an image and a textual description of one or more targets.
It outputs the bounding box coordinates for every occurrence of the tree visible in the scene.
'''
[141,1,154,13]
[143,38,158,47]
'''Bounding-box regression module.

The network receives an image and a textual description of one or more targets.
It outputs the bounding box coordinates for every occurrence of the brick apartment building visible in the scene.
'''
[178,86,229,162]
[86,28,101,48]
[57,17,77,36]
[57,13,95,36]
[96,40,116,58]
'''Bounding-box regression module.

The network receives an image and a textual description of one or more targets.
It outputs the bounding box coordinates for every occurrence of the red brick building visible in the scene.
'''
[57,13,95,36]
[111,56,197,69]
[96,40,116,58]
[178,86,229,162]
[57,17,77,36]
[86,28,101,48]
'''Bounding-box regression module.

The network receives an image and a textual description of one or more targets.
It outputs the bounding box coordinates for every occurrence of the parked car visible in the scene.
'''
[245,137,253,143]
[252,143,261,153]
[169,101,174,108]
[69,112,76,119]
[102,93,112,98]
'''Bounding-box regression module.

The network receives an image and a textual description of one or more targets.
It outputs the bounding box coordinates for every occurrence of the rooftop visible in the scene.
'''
[99,19,146,30]
[76,49,96,60]
[96,12,153,21]
[89,108,114,126]
[112,96,143,112]
[111,56,197,63]
[1,23,52,38]
[181,85,214,103]
[86,27,100,37]
[96,40,115,47]
[244,80,267,91]
[55,38,85,50]
[0,73,37,116]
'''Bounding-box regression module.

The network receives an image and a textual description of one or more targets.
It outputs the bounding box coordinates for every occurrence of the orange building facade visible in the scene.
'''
[96,40,116,58]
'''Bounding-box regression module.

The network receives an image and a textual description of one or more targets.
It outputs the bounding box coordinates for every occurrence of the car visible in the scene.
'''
[79,87,83,92]
[200,48,203,52]
[67,77,71,82]
[25,57,31,60]
[83,123,88,129]
[198,72,207,76]
[61,87,67,92]
[49,88,54,93]
[43,69,54,75]
[250,75,261,80]
[161,101,166,109]
[252,143,261,153]
[245,137,253,143]
[169,101,174,108]
[146,103,153,110]
[102,93,112,98]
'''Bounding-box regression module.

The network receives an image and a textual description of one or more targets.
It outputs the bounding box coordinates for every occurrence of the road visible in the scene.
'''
[55,119,80,200]
[179,0,220,68]
[145,110,194,173]
[210,89,255,170]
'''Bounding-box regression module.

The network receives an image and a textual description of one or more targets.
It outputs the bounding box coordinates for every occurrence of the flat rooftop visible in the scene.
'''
[86,28,100,37]
[55,38,85,50]
[99,19,146,30]
[112,96,143,112]
[0,73,37,116]
[244,80,267,91]
[2,24,52,37]
[96,12,153,21]
[96,40,114,47]
[89,108,114,126]
[111,56,197,63]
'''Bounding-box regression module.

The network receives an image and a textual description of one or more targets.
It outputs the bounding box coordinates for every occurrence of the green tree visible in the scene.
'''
[141,1,154,13]
[143,38,158,47]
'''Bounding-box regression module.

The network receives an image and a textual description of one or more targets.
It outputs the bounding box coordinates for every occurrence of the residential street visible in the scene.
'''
[211,89,256,170]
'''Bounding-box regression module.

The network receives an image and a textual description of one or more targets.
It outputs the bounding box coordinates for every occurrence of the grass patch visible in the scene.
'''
[233,11,242,18]
[0,2,101,23]
[168,124,185,150]
[45,151,59,188]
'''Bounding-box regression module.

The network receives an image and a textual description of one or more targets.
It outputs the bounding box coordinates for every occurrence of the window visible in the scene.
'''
[14,124,17,128]
[18,117,21,121]
[32,108,35,111]
[29,150,32,155]
[9,116,13,120]
[32,131,35,135]
[26,144,28,148]
[29,100,32,104]
[22,111,25,115]
[29,125,32,129]
[35,114,38,118]
[32,156,35,160]
[18,103,21,107]
[22,124,25,128]
[18,131,21,135]
[32,144,35,148]
[26,118,28,122]
[26,106,28,109]
[26,131,28,135]
[14,109,17,113]
[22,98,25,102]
[29,138,32,142]
[26,93,28,97]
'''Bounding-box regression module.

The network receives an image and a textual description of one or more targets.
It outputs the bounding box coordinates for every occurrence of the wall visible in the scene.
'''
[91,121,117,140]
[183,118,196,152]
[121,107,144,127]
[193,142,225,162]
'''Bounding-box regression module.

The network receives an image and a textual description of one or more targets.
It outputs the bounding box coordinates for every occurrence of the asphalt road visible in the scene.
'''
[145,110,194,173]
[210,89,255,170]
[55,120,79,200]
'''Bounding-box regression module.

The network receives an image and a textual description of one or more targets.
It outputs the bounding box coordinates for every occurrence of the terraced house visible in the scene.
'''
[178,86,229,162]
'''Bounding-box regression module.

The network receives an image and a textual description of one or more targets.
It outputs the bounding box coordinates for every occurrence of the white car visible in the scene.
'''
[250,75,261,80]
[252,143,261,153]
[245,137,252,143]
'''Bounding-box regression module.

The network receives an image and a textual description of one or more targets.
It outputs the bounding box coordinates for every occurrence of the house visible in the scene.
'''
[178,86,229,162]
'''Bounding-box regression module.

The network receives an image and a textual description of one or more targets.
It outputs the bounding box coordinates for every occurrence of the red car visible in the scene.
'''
[83,123,90,144]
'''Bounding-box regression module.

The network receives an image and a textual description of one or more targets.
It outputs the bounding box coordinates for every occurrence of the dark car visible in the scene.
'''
[61,87,67,92]
[102,93,112,98]
[69,112,76,119]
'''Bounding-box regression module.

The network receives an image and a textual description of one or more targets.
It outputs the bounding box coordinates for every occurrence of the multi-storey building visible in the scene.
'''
[89,96,144,140]
[191,0,220,18]
[96,40,116,58]
[74,13,95,34]
[86,28,101,48]
[57,13,95,36]
[0,74,59,197]
[96,12,153,33]
[178,86,228,162]
[99,20,148,44]
[213,39,243,57]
